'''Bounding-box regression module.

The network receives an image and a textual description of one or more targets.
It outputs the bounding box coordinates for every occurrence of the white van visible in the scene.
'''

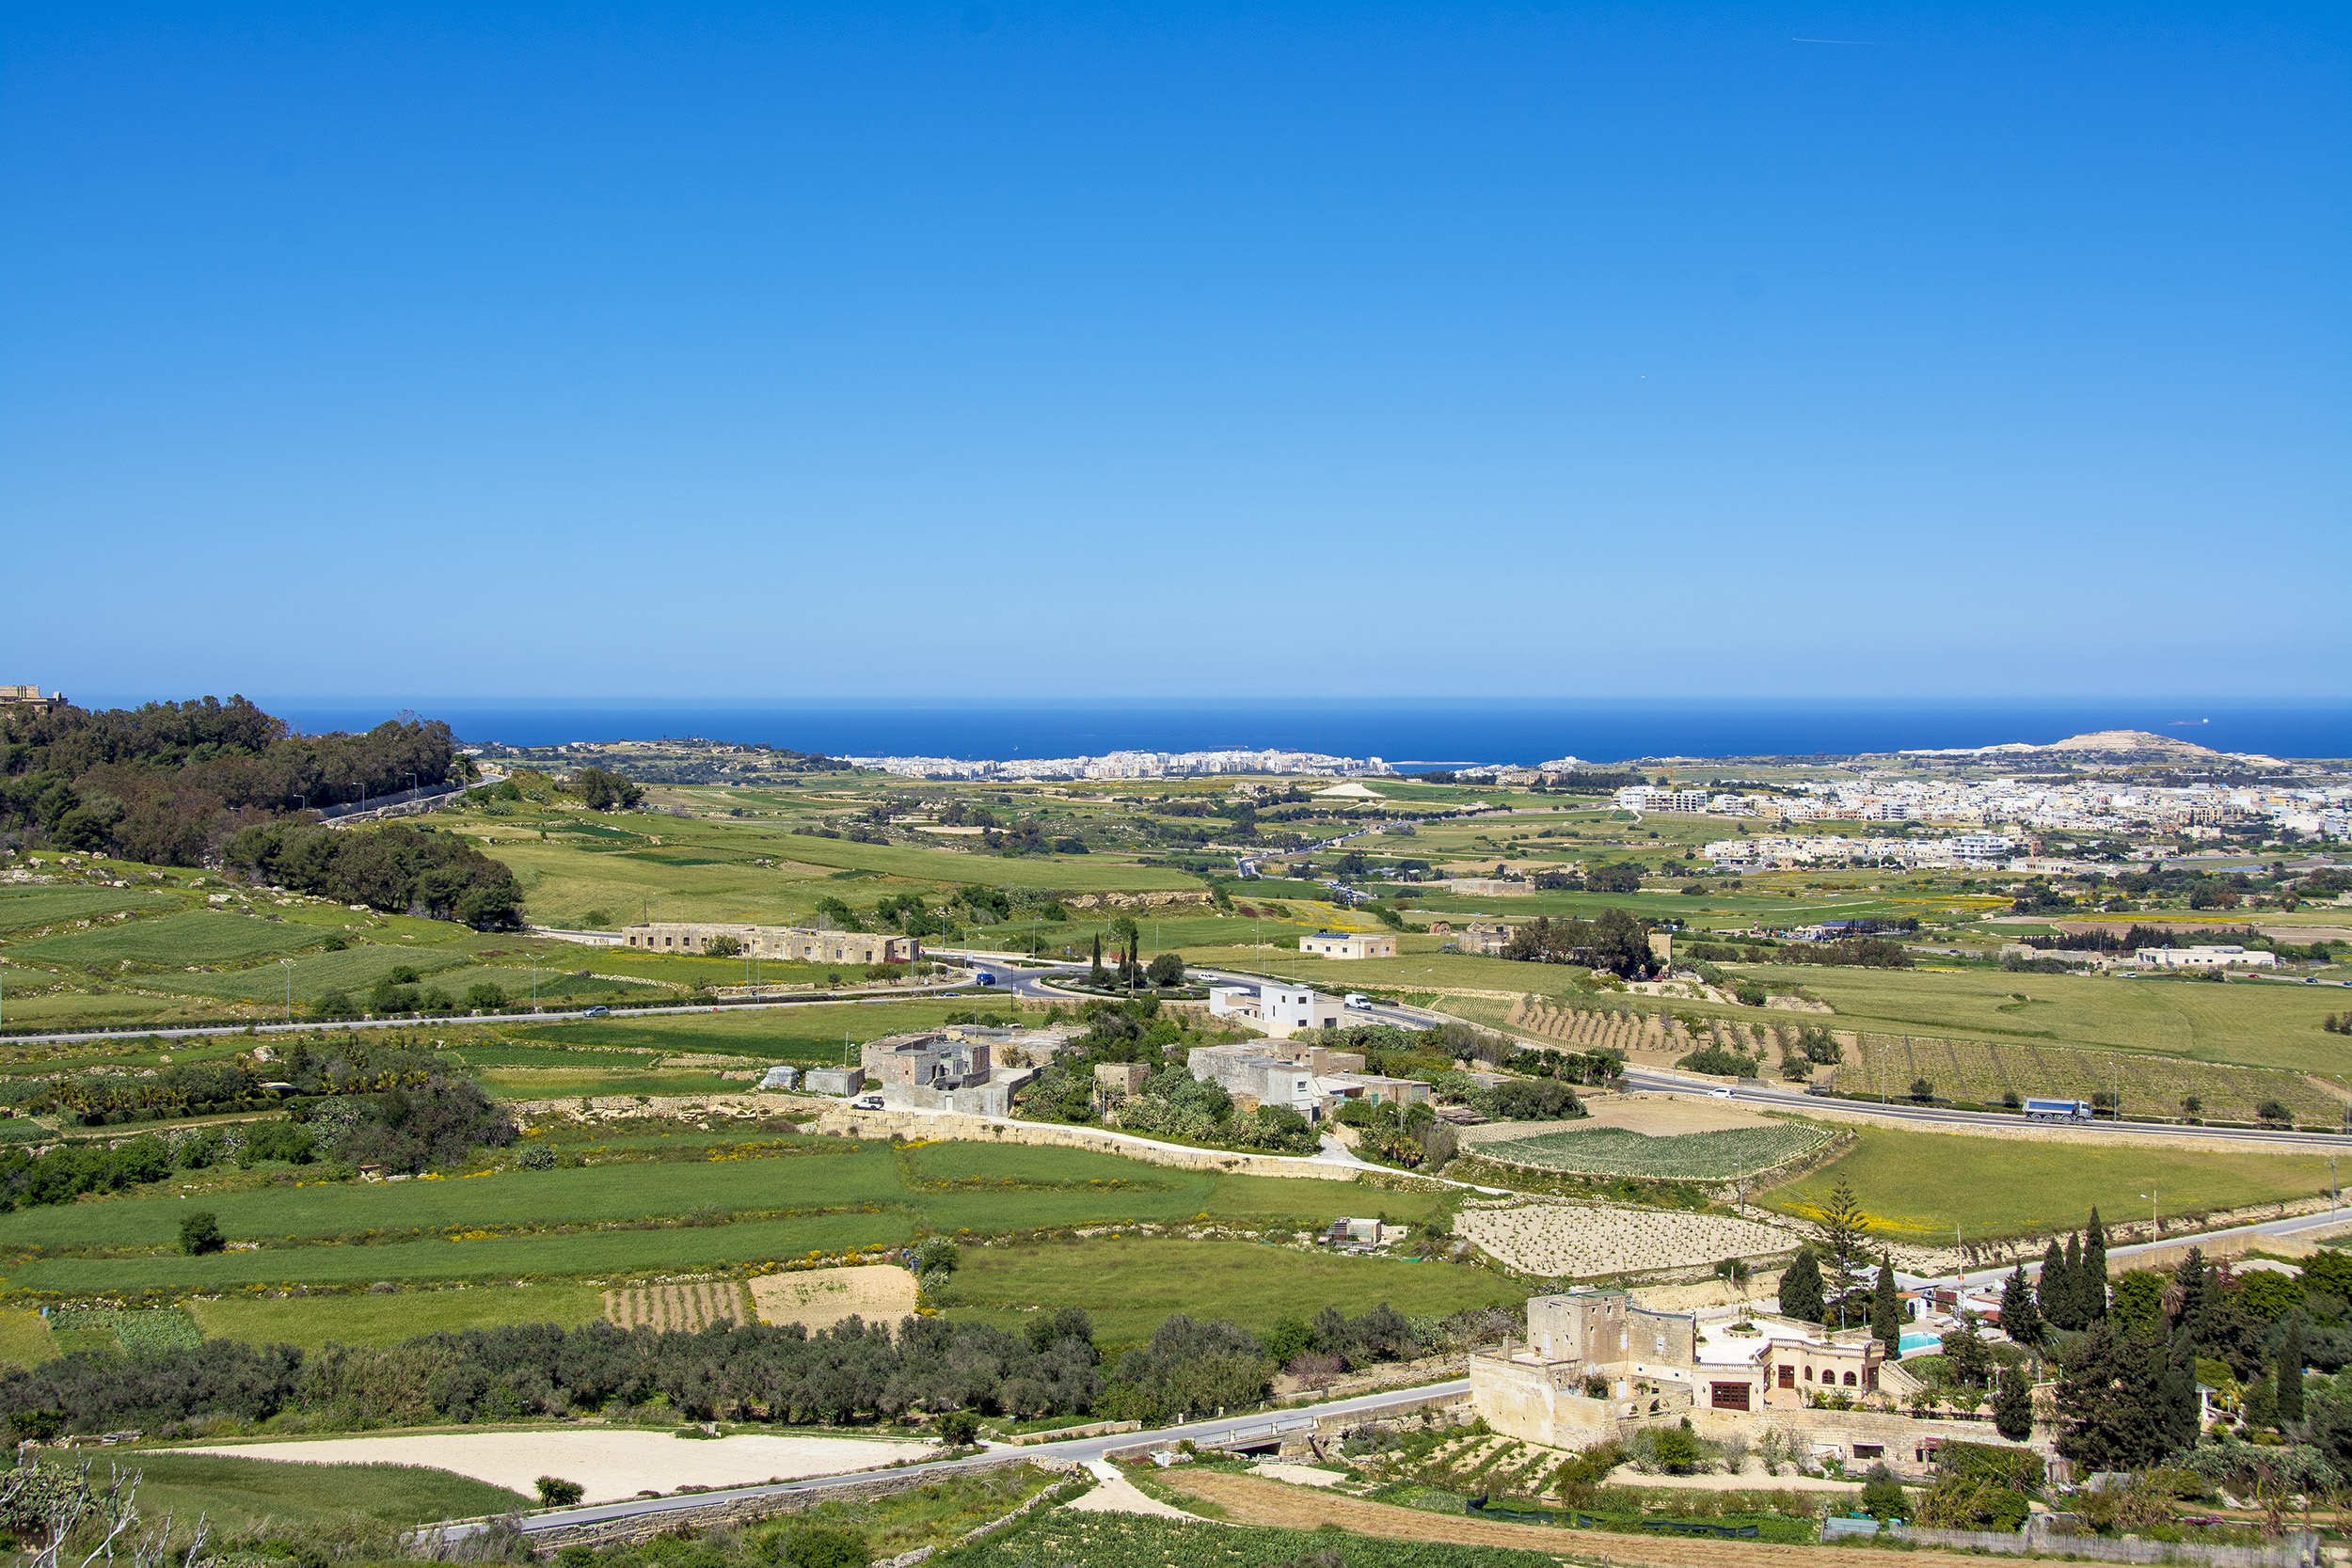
[1344,993,1372,1010]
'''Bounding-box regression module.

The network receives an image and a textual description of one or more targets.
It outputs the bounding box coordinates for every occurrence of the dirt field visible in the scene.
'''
[177,1429,927,1505]
[603,1280,748,1331]
[1458,1094,1779,1148]
[1156,1470,1972,1568]
[1455,1200,1797,1278]
[750,1264,919,1331]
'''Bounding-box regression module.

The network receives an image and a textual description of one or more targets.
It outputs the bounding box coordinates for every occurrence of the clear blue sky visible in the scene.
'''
[4,2,2345,702]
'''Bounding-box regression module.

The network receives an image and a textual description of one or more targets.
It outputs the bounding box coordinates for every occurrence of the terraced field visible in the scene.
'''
[1472,1124,1830,1180]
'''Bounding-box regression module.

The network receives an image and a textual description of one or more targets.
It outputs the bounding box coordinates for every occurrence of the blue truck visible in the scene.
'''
[2023,1097,2094,1121]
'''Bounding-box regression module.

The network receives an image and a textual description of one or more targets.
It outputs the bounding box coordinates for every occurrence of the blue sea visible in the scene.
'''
[229,698,2352,765]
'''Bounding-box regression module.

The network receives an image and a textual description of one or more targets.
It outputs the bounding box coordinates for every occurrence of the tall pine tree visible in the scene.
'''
[1870,1255,1902,1356]
[2038,1238,2071,1331]
[2002,1265,2042,1349]
[2083,1209,2109,1321]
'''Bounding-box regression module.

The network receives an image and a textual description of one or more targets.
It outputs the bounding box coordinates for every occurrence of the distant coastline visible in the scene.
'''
[189,698,2352,766]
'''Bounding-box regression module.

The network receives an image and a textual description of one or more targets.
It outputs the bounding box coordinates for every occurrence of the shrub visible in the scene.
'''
[535,1476,585,1507]
[778,1526,869,1568]
[178,1210,224,1256]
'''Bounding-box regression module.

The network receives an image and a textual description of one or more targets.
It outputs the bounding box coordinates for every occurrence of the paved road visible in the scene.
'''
[1614,1065,2352,1152]
[439,1379,1470,1542]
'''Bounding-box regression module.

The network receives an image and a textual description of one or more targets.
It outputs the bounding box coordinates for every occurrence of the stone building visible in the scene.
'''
[621,921,919,965]
[1297,931,1398,959]
[1470,1290,2039,1470]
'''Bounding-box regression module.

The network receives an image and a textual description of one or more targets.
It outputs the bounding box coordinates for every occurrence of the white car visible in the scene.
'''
[851,1093,884,1110]
[1708,1087,1734,1100]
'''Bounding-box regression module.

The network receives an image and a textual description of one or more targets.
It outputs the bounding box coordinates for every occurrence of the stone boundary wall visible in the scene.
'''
[809,1108,1370,1180]
[1001,1419,1140,1446]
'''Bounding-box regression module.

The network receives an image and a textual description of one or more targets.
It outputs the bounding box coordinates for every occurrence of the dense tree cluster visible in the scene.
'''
[0,1059,512,1207]
[220,820,523,927]
[0,697,462,865]
[563,767,644,811]
[0,1307,1152,1437]
[1500,909,1657,976]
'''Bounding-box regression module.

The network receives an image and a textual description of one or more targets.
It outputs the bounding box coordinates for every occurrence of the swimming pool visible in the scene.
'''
[1899,1332,1942,1356]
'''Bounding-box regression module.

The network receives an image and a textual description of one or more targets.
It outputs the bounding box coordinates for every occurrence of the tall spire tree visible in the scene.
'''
[2083,1209,2109,1322]
[1870,1255,1903,1357]
[2039,1238,2071,1331]
[2002,1265,2042,1351]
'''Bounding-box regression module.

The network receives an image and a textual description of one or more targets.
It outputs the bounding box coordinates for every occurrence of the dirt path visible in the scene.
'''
[1156,1471,1966,1568]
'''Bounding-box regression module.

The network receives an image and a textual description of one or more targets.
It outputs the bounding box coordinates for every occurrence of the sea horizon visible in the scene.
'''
[84,696,2352,766]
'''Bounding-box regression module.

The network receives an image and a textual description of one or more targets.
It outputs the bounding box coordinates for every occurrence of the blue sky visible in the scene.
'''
[3,2,2345,702]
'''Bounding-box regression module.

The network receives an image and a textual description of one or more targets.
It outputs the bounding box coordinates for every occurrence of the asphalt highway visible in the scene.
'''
[437,1379,1471,1542]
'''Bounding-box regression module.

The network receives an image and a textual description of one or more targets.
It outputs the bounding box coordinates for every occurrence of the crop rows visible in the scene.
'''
[1508,998,1692,1054]
[602,1280,747,1331]
[1475,1125,1829,1180]
[949,1511,1565,1568]
[1826,1034,2347,1125]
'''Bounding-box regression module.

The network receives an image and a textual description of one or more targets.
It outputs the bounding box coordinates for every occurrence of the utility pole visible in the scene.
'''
[281,958,295,1024]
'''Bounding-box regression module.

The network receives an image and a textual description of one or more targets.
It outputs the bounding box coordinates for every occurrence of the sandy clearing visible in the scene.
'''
[1158,1470,1968,1568]
[1066,1467,1198,1519]
[751,1264,919,1332]
[175,1430,927,1505]
[1455,1095,1779,1148]
[1248,1463,1347,1486]
[1607,1464,1864,1493]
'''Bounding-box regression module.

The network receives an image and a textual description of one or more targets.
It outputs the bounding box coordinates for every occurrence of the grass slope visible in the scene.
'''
[1744,964,2351,1073]
[187,1283,606,1349]
[0,1141,1427,1291]
[9,911,324,968]
[944,1236,1521,1347]
[1768,1125,2334,1240]
[113,1453,528,1530]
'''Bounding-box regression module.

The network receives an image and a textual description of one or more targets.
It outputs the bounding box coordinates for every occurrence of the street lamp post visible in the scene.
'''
[2140,1191,2159,1240]
[280,958,295,1024]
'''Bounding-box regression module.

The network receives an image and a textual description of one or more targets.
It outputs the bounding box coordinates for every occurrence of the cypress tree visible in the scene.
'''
[2002,1265,2042,1349]
[2083,1209,2109,1321]
[1992,1363,2034,1441]
[1870,1255,1902,1356]
[2039,1238,2071,1331]
[2173,1247,2211,1331]
[1780,1250,1825,1323]
[2279,1315,2307,1425]
[2062,1233,2087,1329]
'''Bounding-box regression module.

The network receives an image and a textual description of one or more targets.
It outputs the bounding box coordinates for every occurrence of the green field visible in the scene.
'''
[1747,963,2352,1074]
[144,942,479,1003]
[942,1235,1523,1347]
[187,1282,606,1349]
[100,1452,526,1530]
[0,1307,54,1367]
[9,910,324,968]
[514,999,1008,1059]
[8,1210,910,1292]
[1470,1124,1830,1180]
[1768,1125,2336,1240]
[0,886,184,928]
[0,1139,1436,1292]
